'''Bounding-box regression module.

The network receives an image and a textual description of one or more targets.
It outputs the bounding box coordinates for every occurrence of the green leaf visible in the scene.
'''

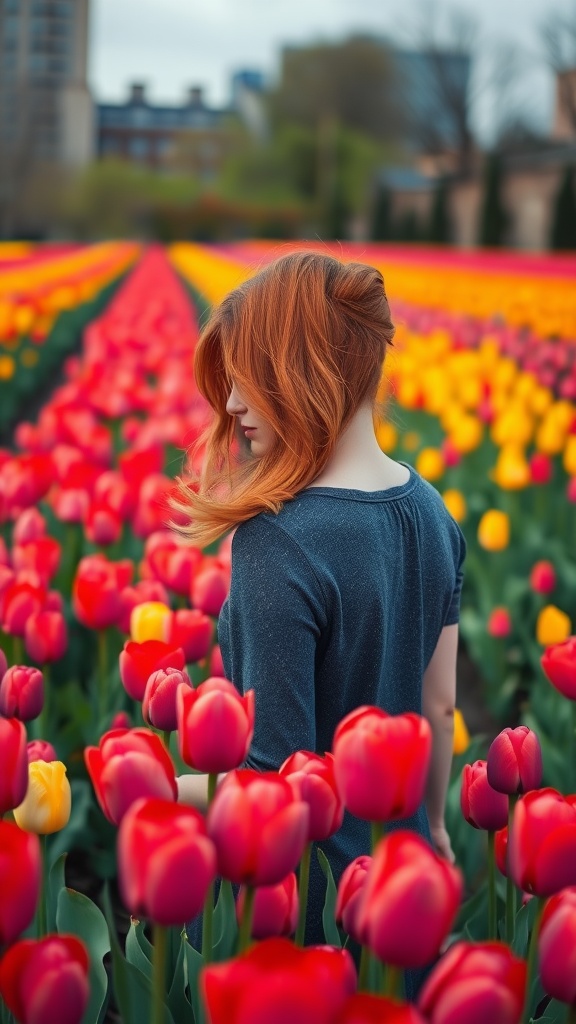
[212,881,238,962]
[56,887,110,1024]
[183,938,205,1024]
[48,853,67,933]
[168,933,194,1024]
[317,847,342,948]
[125,919,153,979]
[536,999,569,1023]
[101,885,175,1024]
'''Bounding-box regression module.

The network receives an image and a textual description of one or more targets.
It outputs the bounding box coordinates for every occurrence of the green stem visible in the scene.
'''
[358,946,370,991]
[505,794,518,945]
[568,1006,576,1024]
[487,830,497,940]
[161,730,171,752]
[12,634,23,665]
[201,773,219,962]
[38,834,48,938]
[97,630,108,720]
[370,820,385,854]
[383,963,402,999]
[295,842,312,946]
[524,897,546,1019]
[151,923,167,1024]
[39,664,50,741]
[237,885,255,954]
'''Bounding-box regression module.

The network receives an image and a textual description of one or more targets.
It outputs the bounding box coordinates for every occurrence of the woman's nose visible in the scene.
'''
[226,385,247,416]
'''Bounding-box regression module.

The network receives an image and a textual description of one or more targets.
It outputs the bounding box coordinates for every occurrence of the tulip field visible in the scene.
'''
[2,239,576,1024]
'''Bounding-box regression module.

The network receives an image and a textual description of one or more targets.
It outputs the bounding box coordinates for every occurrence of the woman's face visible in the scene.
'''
[226,382,276,458]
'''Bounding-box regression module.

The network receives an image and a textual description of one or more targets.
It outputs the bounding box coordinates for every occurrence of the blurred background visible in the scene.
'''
[0,0,575,249]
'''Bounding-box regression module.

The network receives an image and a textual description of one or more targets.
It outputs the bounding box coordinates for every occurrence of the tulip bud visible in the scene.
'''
[130,601,172,643]
[0,645,6,680]
[0,665,44,721]
[119,640,186,702]
[0,716,29,814]
[452,708,470,754]
[541,636,576,700]
[280,750,344,842]
[24,609,67,664]
[84,727,177,824]
[0,935,90,1024]
[177,677,254,774]
[335,855,372,945]
[191,565,229,617]
[460,761,509,831]
[237,873,299,939]
[0,820,41,944]
[13,759,71,834]
[529,452,553,485]
[1,578,47,636]
[417,941,526,1023]
[210,643,225,677]
[487,726,543,795]
[477,510,510,551]
[13,507,46,544]
[536,605,571,646]
[529,560,556,595]
[27,739,57,763]
[487,607,512,638]
[509,788,576,896]
[538,888,576,1005]
[169,608,213,662]
[118,797,216,926]
[442,489,466,523]
[143,667,193,733]
[85,501,123,546]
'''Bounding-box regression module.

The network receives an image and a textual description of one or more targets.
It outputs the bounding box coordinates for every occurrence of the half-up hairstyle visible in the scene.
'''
[173,251,395,546]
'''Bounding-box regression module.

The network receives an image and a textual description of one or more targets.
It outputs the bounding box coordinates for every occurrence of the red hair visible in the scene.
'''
[173,251,395,546]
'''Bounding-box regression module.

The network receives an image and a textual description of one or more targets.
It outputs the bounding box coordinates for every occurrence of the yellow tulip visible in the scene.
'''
[13,760,71,835]
[442,489,467,523]
[478,510,510,551]
[563,436,576,477]
[491,445,531,491]
[449,415,483,455]
[375,421,398,453]
[415,447,445,482]
[453,709,470,754]
[536,605,572,646]
[130,601,172,643]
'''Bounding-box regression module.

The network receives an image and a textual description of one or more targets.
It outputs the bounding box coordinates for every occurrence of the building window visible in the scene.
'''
[129,135,149,159]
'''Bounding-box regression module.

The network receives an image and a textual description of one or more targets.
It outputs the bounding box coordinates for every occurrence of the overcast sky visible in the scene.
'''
[89,0,572,142]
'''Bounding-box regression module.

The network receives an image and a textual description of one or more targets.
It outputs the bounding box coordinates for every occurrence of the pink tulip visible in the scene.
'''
[460,761,509,831]
[487,727,543,795]
[143,667,193,732]
[0,665,44,721]
[27,739,58,763]
[177,677,254,773]
[0,716,29,813]
[335,855,372,945]
[24,610,67,664]
[84,727,178,824]
[280,750,344,841]
[236,873,299,939]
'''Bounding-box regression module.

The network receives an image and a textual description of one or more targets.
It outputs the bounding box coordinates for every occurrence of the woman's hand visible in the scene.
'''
[429,823,455,864]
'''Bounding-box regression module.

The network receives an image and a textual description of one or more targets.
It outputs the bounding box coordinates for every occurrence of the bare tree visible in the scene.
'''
[541,4,576,134]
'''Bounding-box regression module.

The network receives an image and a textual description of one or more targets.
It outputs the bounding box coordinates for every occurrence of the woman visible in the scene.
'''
[176,250,465,952]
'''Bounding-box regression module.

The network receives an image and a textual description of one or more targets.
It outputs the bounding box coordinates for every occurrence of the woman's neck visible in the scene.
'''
[308,404,409,491]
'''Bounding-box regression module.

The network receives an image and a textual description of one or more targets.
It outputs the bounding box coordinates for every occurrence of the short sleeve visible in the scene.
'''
[444,521,467,626]
[220,515,328,772]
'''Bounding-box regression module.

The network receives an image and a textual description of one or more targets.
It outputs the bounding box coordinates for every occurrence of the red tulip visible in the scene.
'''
[119,639,186,701]
[93,469,134,520]
[24,610,67,664]
[72,554,133,630]
[541,637,576,699]
[50,487,89,524]
[486,727,543,795]
[0,665,44,721]
[335,995,426,1024]
[12,538,61,585]
[460,760,509,831]
[132,473,174,538]
[84,500,123,546]
[487,607,512,638]
[12,508,46,544]
[117,797,216,926]
[177,677,254,774]
[0,820,41,944]
[356,831,462,967]
[508,788,576,896]
[538,888,576,1005]
[84,727,178,824]
[207,770,309,886]
[27,739,58,763]
[417,941,526,1024]
[145,532,202,596]
[169,608,213,662]
[0,577,47,636]
[119,444,164,492]
[280,750,344,841]
[529,561,556,595]
[529,453,553,486]
[143,666,193,732]
[332,707,432,822]
[236,873,299,939]
[335,855,372,945]
[201,938,356,1024]
[0,645,6,680]
[495,826,508,876]
[0,716,29,813]
[191,563,229,616]
[0,935,89,1024]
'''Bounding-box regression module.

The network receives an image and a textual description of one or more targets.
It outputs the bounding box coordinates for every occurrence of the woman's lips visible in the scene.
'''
[241,425,256,436]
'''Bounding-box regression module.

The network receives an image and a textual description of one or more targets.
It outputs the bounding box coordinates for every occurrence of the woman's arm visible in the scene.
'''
[177,773,226,812]
[421,622,459,862]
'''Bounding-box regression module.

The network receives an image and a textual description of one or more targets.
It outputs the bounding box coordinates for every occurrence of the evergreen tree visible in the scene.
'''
[427,178,451,243]
[550,166,576,250]
[370,186,393,241]
[479,152,508,247]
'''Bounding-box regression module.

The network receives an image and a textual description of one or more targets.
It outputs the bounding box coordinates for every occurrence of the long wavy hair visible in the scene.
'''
[173,250,395,546]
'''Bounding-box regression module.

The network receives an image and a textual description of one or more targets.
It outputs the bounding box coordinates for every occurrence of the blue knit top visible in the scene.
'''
[217,461,466,945]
